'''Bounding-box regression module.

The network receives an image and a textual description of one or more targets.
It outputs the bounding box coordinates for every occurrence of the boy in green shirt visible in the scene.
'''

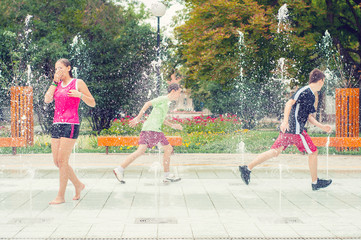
[113,83,183,183]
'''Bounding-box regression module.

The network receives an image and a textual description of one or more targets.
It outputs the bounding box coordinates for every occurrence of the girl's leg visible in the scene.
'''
[120,144,147,169]
[49,137,81,204]
[68,165,85,200]
[50,138,65,204]
[51,138,60,168]
[52,138,85,201]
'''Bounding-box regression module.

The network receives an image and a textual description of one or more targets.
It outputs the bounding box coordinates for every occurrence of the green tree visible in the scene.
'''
[173,0,289,127]
[176,0,277,85]
[0,0,158,133]
[0,0,88,132]
[316,0,361,83]
[171,0,361,128]
[72,0,157,132]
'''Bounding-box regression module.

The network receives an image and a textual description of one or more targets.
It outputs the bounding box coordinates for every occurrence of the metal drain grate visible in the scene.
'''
[134,217,177,224]
[228,182,243,186]
[274,217,303,224]
[258,216,303,224]
[7,217,52,224]
[144,183,159,186]
[3,237,361,240]
[229,182,259,186]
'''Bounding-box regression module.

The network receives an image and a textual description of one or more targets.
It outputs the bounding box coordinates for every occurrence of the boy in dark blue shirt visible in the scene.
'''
[239,69,332,191]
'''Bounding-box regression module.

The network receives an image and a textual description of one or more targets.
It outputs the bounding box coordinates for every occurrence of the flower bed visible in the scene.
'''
[0,124,10,137]
[100,114,246,153]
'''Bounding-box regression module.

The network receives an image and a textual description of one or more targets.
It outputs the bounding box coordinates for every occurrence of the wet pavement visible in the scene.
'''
[0,152,361,239]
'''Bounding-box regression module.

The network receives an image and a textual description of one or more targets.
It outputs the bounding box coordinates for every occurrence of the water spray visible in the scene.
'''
[326,133,330,178]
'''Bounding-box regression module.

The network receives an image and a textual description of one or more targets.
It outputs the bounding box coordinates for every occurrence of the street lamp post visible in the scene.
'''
[151,2,166,96]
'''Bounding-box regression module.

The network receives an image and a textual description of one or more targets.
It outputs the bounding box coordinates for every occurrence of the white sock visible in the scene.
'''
[117,166,124,172]
[312,180,317,184]
[247,166,251,172]
[164,172,170,177]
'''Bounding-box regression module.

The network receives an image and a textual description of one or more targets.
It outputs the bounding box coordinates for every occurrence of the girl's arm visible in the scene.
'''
[44,72,62,103]
[44,84,57,103]
[68,79,96,107]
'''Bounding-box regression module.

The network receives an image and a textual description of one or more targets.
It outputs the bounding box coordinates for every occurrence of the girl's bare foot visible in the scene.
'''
[49,197,65,205]
[73,183,85,200]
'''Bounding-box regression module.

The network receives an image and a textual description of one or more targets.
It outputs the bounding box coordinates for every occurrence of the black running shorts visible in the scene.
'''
[51,124,80,139]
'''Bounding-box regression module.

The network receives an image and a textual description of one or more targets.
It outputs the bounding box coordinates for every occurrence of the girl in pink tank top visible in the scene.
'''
[53,78,81,124]
[44,58,96,205]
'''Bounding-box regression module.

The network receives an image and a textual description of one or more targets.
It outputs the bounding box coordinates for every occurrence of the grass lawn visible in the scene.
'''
[0,130,360,155]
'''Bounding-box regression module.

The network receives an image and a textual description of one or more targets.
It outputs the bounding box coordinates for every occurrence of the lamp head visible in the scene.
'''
[151,2,166,17]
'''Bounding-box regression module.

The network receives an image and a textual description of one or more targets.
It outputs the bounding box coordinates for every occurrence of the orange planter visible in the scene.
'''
[11,86,34,146]
[335,88,359,151]
[0,86,34,155]
[0,137,26,154]
[311,137,361,148]
[0,137,26,147]
[97,136,183,154]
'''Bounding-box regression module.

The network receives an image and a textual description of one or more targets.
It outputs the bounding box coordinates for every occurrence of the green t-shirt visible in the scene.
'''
[141,95,170,132]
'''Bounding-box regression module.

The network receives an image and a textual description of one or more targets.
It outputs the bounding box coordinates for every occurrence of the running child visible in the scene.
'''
[239,68,332,191]
[113,83,183,183]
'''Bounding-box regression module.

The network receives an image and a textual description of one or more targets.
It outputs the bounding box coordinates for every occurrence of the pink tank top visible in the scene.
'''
[53,79,80,124]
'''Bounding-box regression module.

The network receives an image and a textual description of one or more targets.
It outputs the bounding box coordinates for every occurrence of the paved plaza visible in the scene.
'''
[0,152,361,239]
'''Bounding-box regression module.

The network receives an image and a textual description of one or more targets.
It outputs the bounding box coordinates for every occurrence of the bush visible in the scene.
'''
[100,114,245,153]
[101,114,243,136]
[164,114,242,134]
[100,116,143,136]
[175,131,247,153]
[0,124,10,137]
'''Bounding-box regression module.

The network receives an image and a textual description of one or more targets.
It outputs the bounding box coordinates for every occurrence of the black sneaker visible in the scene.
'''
[312,178,332,191]
[239,165,251,185]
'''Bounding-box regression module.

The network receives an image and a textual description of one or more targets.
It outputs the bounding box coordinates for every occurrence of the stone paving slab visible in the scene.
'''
[0,152,360,170]
[0,153,360,239]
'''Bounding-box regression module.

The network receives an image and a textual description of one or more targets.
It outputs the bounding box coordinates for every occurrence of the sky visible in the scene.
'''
[112,0,185,37]
[137,0,185,37]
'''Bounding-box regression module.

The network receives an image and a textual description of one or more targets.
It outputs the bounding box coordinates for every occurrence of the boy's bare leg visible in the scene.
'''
[248,147,283,170]
[240,146,284,185]
[121,144,147,169]
[308,149,332,190]
[162,144,180,182]
[162,144,173,173]
[308,150,318,182]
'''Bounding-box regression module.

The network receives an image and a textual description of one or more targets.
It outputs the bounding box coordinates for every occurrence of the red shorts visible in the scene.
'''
[139,131,169,148]
[271,130,317,154]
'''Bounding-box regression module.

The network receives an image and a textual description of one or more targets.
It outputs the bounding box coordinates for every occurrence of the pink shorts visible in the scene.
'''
[271,130,317,154]
[139,131,170,148]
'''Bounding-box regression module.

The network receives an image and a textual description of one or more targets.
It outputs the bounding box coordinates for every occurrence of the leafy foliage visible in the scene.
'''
[171,0,361,128]
[0,0,158,133]
[176,0,276,85]
[101,114,243,136]
[172,0,292,126]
